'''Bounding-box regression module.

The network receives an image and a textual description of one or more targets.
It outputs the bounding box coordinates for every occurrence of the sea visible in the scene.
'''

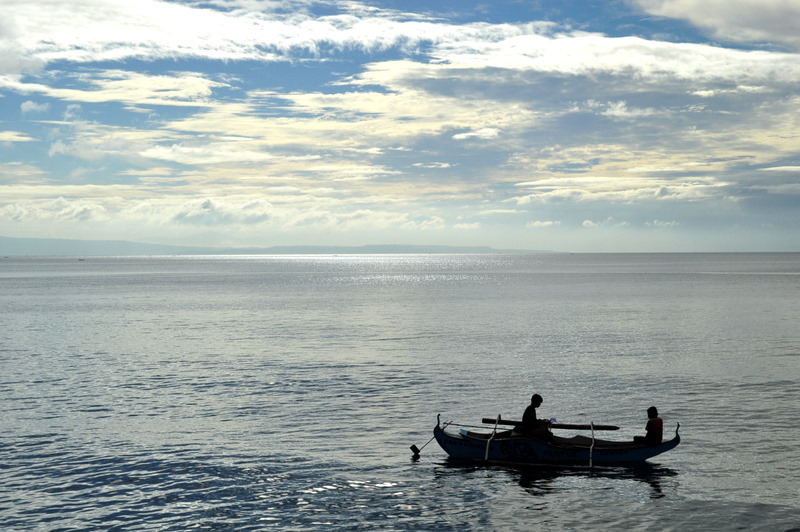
[1,252,798,531]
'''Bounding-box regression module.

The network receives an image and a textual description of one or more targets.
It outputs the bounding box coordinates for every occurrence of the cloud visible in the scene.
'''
[480,209,522,215]
[633,0,800,50]
[760,166,800,172]
[0,0,535,73]
[512,175,727,204]
[0,131,37,142]
[579,100,660,119]
[20,100,50,114]
[0,13,46,77]
[42,70,229,107]
[0,193,421,234]
[8,0,797,86]
[45,121,169,162]
[647,219,681,227]
[453,127,500,140]
[4,0,283,66]
[0,162,46,184]
[140,143,276,165]
[412,162,453,169]
[1,197,110,222]
[454,222,480,229]
[400,215,446,230]
[171,198,271,225]
[582,217,628,228]
[526,220,560,228]
[428,31,800,84]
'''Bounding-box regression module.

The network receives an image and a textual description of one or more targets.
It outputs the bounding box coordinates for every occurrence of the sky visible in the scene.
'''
[2,0,800,252]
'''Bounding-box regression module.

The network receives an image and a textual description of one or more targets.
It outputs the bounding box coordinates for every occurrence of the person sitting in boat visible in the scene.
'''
[634,406,663,446]
[518,393,552,439]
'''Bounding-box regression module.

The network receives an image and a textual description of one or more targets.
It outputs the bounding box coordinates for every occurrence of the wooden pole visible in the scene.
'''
[481,417,619,431]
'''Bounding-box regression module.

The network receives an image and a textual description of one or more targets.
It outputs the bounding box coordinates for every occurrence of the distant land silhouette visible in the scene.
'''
[0,235,548,256]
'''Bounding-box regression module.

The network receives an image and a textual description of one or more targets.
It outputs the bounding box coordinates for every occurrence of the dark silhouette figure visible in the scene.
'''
[520,394,551,439]
[634,406,663,446]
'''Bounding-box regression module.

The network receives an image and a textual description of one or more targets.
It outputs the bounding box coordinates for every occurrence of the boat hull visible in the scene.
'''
[433,421,680,467]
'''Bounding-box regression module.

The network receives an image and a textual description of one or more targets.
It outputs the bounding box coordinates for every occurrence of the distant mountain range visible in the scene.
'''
[0,235,545,256]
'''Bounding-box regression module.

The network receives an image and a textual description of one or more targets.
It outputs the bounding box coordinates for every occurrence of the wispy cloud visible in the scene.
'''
[527,220,560,228]
[0,131,37,142]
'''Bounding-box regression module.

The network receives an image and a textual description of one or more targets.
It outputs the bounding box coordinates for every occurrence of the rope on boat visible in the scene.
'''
[485,414,501,461]
[589,422,595,468]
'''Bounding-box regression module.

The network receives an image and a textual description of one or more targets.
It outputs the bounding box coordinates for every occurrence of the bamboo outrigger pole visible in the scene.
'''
[480,417,619,431]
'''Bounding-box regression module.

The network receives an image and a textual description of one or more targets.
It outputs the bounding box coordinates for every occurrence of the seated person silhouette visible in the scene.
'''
[518,393,552,440]
[633,406,663,446]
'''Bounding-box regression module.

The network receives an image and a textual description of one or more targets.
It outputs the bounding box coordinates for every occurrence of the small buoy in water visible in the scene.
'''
[410,444,420,458]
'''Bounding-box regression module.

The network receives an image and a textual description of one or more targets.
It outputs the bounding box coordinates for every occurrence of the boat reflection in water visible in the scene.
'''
[517,462,678,499]
[433,459,678,501]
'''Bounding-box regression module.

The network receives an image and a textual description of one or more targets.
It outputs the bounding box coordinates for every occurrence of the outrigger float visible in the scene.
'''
[420,414,680,468]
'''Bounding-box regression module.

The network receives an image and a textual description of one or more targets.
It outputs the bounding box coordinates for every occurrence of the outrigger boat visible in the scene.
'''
[428,414,680,467]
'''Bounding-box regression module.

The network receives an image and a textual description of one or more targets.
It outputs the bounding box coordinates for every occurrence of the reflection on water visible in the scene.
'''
[439,458,678,501]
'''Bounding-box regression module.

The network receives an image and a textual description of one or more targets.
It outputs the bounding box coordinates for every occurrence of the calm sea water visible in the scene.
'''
[1,253,798,531]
